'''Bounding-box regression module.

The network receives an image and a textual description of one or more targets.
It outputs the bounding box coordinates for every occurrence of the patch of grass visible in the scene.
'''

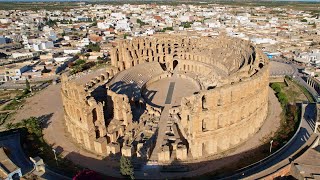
[2,89,30,111]
[270,81,301,151]
[2,99,25,111]
[0,113,10,126]
[288,78,315,103]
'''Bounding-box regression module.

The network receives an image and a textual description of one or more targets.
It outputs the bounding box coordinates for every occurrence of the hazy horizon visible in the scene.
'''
[0,0,319,2]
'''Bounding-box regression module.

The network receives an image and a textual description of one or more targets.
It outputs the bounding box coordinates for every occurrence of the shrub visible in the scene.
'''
[271,83,281,93]
[301,19,307,22]
[120,156,134,179]
[277,92,288,106]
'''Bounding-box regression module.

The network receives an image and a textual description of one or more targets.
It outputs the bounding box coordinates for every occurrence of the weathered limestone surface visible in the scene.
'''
[61,35,269,162]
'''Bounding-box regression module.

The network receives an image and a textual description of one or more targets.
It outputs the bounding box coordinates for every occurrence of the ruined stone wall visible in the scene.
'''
[110,35,255,79]
[61,75,106,153]
[178,51,269,159]
[61,68,132,155]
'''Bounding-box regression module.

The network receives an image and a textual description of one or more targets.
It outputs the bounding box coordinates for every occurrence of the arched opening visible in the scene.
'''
[202,95,208,110]
[92,108,98,124]
[160,63,167,71]
[173,60,178,70]
[259,62,264,69]
[95,126,100,138]
[202,143,206,156]
[202,119,207,131]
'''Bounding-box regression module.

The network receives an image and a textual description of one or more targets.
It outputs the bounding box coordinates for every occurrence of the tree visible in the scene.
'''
[182,22,192,28]
[277,92,288,106]
[23,117,42,137]
[120,156,134,179]
[25,79,31,92]
[271,83,281,93]
[301,19,308,22]
[86,43,101,52]
[5,123,13,130]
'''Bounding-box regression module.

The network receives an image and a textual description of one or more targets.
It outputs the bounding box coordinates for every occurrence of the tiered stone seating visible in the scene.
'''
[118,62,164,88]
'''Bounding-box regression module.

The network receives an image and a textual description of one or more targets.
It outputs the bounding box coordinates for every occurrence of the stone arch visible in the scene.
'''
[202,95,208,110]
[92,108,98,124]
[258,62,264,69]
[95,126,100,138]
[202,119,207,131]
[202,142,207,156]
[173,60,178,70]
[160,63,167,71]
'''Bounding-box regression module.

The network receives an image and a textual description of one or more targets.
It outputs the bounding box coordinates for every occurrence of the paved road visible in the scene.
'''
[269,61,295,76]
[270,59,319,101]
[222,103,316,179]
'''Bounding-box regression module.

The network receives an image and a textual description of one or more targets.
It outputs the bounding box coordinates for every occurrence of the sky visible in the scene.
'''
[0,0,320,1]
[0,0,319,2]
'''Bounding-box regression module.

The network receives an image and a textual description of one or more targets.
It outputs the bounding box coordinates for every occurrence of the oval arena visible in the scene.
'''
[61,35,269,163]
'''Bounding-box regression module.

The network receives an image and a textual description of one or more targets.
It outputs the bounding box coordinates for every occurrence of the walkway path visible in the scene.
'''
[149,105,170,161]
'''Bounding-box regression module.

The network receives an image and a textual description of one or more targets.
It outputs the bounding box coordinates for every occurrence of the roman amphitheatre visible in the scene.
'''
[60,34,270,165]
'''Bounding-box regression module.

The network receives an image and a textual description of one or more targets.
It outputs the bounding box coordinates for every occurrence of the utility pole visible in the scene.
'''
[270,140,274,154]
[52,149,58,166]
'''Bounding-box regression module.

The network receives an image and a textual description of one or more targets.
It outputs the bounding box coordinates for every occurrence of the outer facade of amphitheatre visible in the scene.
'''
[60,35,269,163]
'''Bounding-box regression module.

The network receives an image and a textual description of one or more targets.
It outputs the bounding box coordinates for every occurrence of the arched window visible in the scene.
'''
[92,108,98,124]
[202,96,208,110]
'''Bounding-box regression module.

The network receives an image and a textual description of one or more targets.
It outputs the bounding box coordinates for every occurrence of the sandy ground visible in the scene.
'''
[12,83,282,178]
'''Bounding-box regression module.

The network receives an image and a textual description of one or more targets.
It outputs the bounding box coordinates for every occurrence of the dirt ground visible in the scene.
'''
[10,83,282,178]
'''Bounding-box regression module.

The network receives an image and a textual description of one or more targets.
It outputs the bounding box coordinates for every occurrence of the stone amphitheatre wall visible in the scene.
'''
[61,35,269,162]
[180,63,269,158]
[110,35,255,76]
[177,51,269,159]
[61,67,134,155]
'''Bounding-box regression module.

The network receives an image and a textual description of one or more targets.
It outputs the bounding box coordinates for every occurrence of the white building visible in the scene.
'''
[115,19,131,32]
[64,49,82,55]
[295,50,320,66]
[97,22,112,29]
[32,41,54,51]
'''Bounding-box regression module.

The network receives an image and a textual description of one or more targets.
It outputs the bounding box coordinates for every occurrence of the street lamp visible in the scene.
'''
[269,140,274,154]
[52,149,58,166]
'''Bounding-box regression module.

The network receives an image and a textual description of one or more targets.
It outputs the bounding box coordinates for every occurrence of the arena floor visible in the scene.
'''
[143,76,200,107]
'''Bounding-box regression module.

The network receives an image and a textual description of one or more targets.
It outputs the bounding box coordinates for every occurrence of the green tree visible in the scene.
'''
[25,79,30,91]
[86,43,101,52]
[301,19,308,23]
[24,117,42,137]
[277,92,288,106]
[136,19,147,27]
[120,156,134,179]
[5,123,13,130]
[271,83,281,93]
[181,22,192,28]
